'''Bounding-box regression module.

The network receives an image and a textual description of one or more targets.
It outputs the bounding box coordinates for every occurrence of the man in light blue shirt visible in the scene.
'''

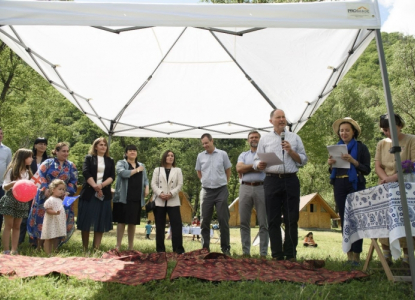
[254,109,307,261]
[0,127,13,235]
[236,131,268,258]
[195,133,232,255]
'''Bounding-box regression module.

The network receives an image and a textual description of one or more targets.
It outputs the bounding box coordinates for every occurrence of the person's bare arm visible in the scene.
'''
[376,160,398,183]
[2,181,16,191]
[283,141,302,163]
[225,168,231,183]
[236,162,260,174]
[46,208,60,215]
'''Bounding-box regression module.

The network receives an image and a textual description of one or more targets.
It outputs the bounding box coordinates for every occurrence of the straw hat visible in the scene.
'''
[332,117,361,137]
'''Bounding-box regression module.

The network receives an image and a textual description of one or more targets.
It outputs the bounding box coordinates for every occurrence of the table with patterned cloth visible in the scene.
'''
[342,182,415,259]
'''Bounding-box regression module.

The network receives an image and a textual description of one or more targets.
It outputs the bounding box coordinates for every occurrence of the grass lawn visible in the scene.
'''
[0,224,414,300]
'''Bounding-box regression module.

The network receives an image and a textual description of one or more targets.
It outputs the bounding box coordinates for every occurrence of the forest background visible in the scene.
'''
[0,1,414,219]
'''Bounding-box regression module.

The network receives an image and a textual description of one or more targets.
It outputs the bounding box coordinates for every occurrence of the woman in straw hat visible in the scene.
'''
[328,117,371,266]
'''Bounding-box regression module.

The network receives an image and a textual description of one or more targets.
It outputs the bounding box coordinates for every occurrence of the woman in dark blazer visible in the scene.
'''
[77,137,115,251]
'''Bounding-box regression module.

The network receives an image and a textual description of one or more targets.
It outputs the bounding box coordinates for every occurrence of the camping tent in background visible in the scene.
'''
[1,0,414,288]
[299,193,338,229]
[0,0,378,138]
[228,197,257,227]
[230,193,337,229]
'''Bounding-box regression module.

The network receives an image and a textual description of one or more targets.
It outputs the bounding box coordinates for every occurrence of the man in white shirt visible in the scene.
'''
[0,127,13,235]
[254,109,307,261]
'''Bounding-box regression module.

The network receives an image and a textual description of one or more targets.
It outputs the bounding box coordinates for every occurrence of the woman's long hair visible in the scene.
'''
[160,150,176,168]
[5,148,33,181]
[32,137,48,161]
[88,137,110,157]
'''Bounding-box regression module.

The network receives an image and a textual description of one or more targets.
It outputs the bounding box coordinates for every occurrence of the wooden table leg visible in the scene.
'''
[363,239,375,272]
[363,238,412,282]
[372,238,395,281]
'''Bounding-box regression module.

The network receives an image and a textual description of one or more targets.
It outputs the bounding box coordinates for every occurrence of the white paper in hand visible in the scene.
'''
[257,152,283,167]
[327,145,349,169]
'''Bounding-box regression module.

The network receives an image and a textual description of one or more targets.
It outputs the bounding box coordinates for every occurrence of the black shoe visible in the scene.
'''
[285,256,297,262]
[272,256,284,261]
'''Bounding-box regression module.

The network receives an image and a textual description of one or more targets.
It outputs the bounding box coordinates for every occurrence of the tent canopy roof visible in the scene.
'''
[0,0,381,138]
[1,0,380,28]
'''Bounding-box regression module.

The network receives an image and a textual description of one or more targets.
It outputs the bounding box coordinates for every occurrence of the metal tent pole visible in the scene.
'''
[375,29,415,290]
[107,121,115,149]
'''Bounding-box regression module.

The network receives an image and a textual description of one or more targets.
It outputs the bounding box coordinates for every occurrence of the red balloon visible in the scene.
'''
[12,180,38,202]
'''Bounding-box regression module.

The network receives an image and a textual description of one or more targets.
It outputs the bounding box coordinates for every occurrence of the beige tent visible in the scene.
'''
[228,198,256,228]
[298,193,338,229]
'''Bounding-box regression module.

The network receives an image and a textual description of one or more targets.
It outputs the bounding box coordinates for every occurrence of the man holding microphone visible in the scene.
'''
[253,109,307,261]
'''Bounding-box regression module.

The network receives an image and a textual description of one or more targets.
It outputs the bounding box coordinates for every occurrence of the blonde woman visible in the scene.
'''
[77,137,115,251]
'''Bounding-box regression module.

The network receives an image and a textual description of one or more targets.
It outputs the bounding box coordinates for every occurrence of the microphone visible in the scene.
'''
[281,132,285,154]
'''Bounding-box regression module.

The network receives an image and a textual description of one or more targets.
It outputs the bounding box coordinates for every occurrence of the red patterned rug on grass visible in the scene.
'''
[0,250,167,286]
[165,248,210,261]
[0,250,368,285]
[170,253,368,284]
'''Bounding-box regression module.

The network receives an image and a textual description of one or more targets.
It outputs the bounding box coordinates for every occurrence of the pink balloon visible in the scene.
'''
[12,180,38,202]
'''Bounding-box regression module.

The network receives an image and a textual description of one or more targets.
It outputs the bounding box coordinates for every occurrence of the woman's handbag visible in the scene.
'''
[145,198,156,213]
[145,167,160,213]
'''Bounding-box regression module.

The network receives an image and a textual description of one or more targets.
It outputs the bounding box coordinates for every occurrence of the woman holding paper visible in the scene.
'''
[77,137,115,251]
[27,142,78,249]
[328,117,371,265]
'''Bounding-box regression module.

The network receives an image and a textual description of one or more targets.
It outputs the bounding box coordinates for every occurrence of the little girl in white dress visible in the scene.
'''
[41,179,67,255]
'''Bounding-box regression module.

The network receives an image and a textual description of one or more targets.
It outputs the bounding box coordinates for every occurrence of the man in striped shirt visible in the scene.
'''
[253,109,308,262]
[236,130,268,258]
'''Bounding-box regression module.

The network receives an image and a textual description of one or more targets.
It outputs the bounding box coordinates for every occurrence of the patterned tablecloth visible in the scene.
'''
[342,182,415,259]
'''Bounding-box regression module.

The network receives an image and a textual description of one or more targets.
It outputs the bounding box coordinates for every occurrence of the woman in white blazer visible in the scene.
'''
[151,150,185,254]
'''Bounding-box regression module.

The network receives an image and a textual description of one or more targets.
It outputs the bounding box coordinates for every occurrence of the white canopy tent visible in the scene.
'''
[0,0,379,138]
[1,0,415,287]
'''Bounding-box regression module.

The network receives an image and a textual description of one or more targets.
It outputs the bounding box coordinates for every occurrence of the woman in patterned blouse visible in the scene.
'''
[27,142,78,250]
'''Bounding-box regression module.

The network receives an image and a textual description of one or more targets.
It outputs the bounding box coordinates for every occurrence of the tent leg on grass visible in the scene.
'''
[375,28,415,291]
